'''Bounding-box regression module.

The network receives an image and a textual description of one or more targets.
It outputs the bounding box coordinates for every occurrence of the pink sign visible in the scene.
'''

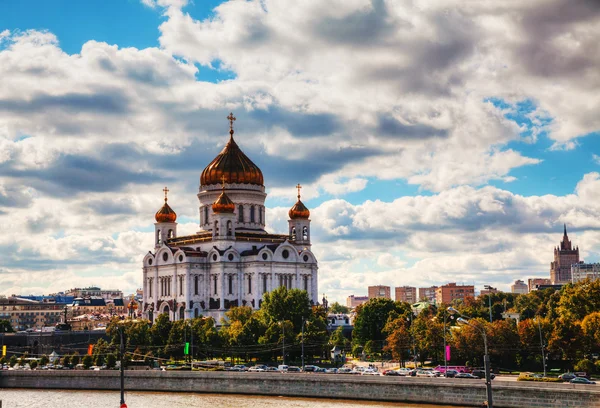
[446,345,451,361]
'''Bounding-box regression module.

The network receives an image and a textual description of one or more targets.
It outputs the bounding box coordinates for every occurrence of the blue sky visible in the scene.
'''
[1,0,599,301]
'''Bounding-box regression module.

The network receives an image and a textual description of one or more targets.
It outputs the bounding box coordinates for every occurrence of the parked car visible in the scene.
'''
[337,367,353,374]
[382,369,401,376]
[277,365,289,372]
[287,366,301,372]
[416,370,438,378]
[455,373,479,379]
[444,370,458,378]
[396,368,413,376]
[570,377,596,385]
[248,365,266,372]
[314,367,327,373]
[361,368,379,375]
[471,370,495,380]
[325,368,338,374]
[559,372,577,381]
[303,365,319,372]
[265,366,278,372]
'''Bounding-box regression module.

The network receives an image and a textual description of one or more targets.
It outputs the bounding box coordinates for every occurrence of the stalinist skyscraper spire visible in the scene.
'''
[550,224,580,284]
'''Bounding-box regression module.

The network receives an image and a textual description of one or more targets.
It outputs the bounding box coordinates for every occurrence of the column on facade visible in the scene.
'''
[220,266,226,310]
[311,266,318,304]
[185,266,191,319]
[237,266,243,307]
[253,271,259,309]
[153,268,159,305]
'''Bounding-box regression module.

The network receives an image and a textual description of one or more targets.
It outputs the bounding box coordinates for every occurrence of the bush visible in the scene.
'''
[9,355,17,367]
[594,360,600,374]
[30,360,38,370]
[82,355,93,369]
[574,359,594,374]
[39,355,49,367]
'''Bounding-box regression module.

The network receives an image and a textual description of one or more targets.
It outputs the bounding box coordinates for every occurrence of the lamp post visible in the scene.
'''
[301,317,307,371]
[280,321,286,366]
[118,324,126,408]
[448,307,492,408]
[484,285,495,323]
[536,317,546,378]
[407,311,417,369]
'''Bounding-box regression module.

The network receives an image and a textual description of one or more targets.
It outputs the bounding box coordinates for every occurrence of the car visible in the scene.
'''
[416,370,438,378]
[559,372,577,381]
[361,368,379,375]
[396,368,412,376]
[303,365,319,372]
[278,365,289,372]
[455,373,479,379]
[287,366,301,372]
[232,365,248,372]
[325,368,338,374]
[444,370,458,378]
[471,370,496,380]
[570,377,596,385]
[382,369,401,376]
[248,365,266,372]
[265,366,278,372]
[314,367,327,373]
[337,367,353,374]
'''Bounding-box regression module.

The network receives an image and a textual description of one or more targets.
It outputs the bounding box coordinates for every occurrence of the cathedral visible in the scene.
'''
[142,114,318,322]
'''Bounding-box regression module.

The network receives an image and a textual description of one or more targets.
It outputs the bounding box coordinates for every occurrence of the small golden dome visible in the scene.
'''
[200,113,264,186]
[289,183,310,219]
[155,187,177,223]
[212,179,236,214]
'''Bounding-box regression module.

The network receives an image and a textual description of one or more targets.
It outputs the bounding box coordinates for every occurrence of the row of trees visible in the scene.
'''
[351,280,600,372]
[102,287,349,365]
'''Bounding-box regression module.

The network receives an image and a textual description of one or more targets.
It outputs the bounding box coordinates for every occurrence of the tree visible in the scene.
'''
[71,352,80,366]
[39,355,49,367]
[9,355,17,367]
[329,302,350,314]
[19,352,29,367]
[383,317,412,364]
[106,353,117,369]
[150,313,172,355]
[547,316,583,361]
[82,355,93,369]
[582,312,600,350]
[260,287,311,335]
[575,358,595,374]
[61,355,71,367]
[352,298,409,355]
[0,319,14,333]
[330,326,350,349]
[30,360,38,370]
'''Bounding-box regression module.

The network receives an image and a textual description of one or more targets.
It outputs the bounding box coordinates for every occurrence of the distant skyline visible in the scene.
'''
[1,0,600,302]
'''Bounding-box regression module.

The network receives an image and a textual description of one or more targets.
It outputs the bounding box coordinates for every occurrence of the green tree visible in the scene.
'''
[329,302,350,314]
[575,358,595,374]
[39,355,49,367]
[9,355,17,367]
[547,316,583,361]
[260,286,311,334]
[0,319,14,333]
[30,360,38,370]
[190,316,219,359]
[150,313,172,355]
[61,354,71,367]
[82,355,93,369]
[71,352,80,366]
[352,298,409,355]
[106,353,117,369]
[329,326,350,348]
[19,352,29,366]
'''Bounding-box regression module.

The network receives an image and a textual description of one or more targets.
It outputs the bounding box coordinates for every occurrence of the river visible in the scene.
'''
[0,390,460,408]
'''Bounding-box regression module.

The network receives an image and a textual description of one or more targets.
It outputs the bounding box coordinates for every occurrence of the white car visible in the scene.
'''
[248,365,266,372]
[416,369,439,377]
[361,368,379,375]
[396,368,413,376]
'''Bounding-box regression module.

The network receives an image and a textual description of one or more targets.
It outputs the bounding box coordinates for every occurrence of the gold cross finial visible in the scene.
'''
[221,175,227,192]
[296,183,302,200]
[227,112,236,136]
[163,186,169,202]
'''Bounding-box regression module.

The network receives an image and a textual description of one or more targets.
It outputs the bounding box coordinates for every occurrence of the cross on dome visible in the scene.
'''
[163,186,169,202]
[296,183,302,199]
[227,112,236,136]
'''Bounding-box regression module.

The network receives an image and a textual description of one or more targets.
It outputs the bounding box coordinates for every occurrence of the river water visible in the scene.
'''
[0,390,460,408]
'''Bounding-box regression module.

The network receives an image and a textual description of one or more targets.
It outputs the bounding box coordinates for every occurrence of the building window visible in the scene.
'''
[204,206,208,225]
[214,276,218,295]
[259,206,263,224]
[179,276,183,296]
[248,275,252,294]
[194,276,199,296]
[238,205,244,222]
[228,275,233,295]
[302,226,308,240]
[250,206,255,223]
[303,276,308,291]
[263,275,267,293]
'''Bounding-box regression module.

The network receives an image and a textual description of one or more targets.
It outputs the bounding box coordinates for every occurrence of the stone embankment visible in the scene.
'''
[2,370,600,408]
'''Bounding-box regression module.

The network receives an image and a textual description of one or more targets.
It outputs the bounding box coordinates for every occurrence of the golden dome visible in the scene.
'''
[212,190,235,213]
[200,113,264,186]
[289,183,310,219]
[155,187,177,223]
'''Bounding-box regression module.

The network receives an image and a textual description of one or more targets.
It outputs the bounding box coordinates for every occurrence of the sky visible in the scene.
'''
[1,0,600,302]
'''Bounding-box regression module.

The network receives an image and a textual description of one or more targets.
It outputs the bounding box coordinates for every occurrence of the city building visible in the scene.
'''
[550,224,580,284]
[0,296,65,331]
[418,286,438,303]
[64,287,123,301]
[346,295,369,308]
[368,285,391,299]
[395,286,417,303]
[510,280,528,294]
[479,285,499,296]
[528,278,551,292]
[142,114,318,323]
[435,283,475,304]
[572,263,600,284]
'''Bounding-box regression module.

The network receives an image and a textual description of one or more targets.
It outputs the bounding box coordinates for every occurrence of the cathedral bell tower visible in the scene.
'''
[288,184,311,246]
[155,187,177,248]
[211,177,236,241]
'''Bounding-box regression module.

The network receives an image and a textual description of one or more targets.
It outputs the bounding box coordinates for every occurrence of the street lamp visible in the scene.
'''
[536,317,546,378]
[483,285,496,323]
[301,317,308,371]
[407,311,417,369]
[448,307,493,408]
[280,321,286,366]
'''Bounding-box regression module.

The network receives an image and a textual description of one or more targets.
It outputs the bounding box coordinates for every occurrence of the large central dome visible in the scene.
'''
[200,115,264,186]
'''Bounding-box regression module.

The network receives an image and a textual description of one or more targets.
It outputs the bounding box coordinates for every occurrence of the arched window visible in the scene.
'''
[238,205,244,222]
[204,206,209,225]
[194,308,199,318]
[250,206,255,223]
[214,276,218,295]
[194,276,199,295]
[291,227,296,241]
[168,229,174,239]
[179,275,183,296]
[302,226,308,240]
[248,275,252,294]
[259,206,263,224]
[157,230,162,245]
[263,275,268,293]
[227,220,233,236]
[149,278,153,298]
[179,306,184,320]
[303,276,308,291]
[228,275,233,295]
[214,220,219,235]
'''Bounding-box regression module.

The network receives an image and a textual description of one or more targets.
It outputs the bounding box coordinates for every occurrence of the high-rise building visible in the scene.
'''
[435,283,474,304]
[528,278,551,292]
[418,286,438,302]
[346,295,369,308]
[395,286,417,303]
[571,263,600,284]
[368,285,391,299]
[510,280,528,294]
[479,286,499,296]
[550,224,580,284]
